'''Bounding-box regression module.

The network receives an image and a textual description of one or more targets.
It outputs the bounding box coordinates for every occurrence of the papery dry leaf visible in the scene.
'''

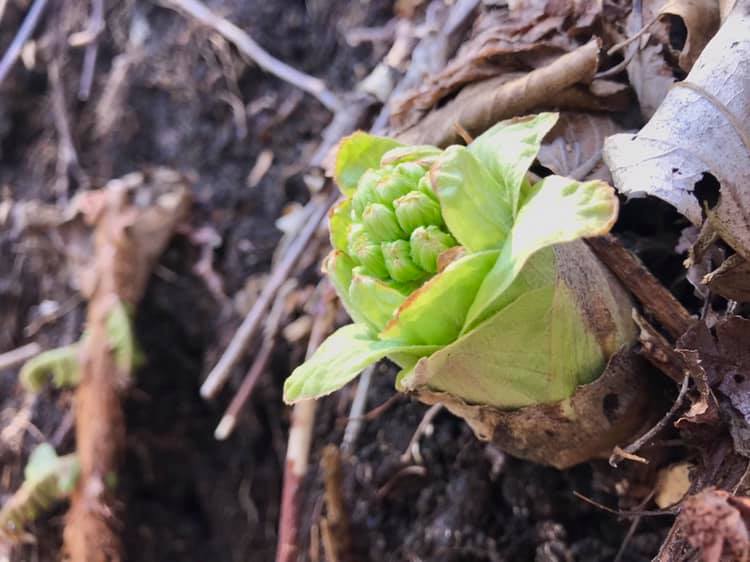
[390,38,573,130]
[397,38,601,147]
[390,2,583,130]
[626,41,675,119]
[658,0,720,71]
[655,462,693,508]
[508,0,603,37]
[703,254,750,302]
[679,488,750,562]
[605,1,750,260]
[676,318,750,448]
[538,112,623,180]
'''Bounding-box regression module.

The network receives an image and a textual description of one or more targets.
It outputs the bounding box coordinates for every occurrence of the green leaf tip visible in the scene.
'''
[283,324,438,404]
[334,132,402,196]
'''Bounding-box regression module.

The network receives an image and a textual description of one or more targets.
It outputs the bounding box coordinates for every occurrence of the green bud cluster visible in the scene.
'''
[344,162,457,287]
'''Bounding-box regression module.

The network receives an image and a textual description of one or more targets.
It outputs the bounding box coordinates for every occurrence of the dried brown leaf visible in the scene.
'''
[655,462,693,508]
[704,254,750,302]
[605,2,750,261]
[677,318,750,450]
[678,488,750,562]
[538,112,623,180]
[658,0,720,71]
[412,347,660,469]
[396,38,601,147]
[626,41,675,120]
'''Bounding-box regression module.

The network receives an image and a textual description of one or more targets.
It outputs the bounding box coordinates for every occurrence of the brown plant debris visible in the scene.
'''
[61,170,189,562]
[678,488,750,562]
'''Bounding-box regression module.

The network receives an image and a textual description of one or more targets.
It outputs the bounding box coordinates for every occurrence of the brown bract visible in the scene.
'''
[412,346,659,469]
[404,242,647,469]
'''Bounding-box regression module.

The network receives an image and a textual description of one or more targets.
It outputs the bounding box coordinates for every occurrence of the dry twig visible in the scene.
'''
[0,343,42,372]
[320,445,351,562]
[62,173,189,562]
[587,235,694,339]
[213,280,296,440]
[400,403,443,465]
[77,0,105,101]
[609,375,690,467]
[0,0,49,85]
[340,365,375,454]
[201,190,337,399]
[49,59,88,195]
[160,0,341,112]
[276,286,337,562]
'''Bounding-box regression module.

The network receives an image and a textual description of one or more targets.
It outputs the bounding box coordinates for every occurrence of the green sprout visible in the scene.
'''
[283,113,635,409]
[0,444,79,541]
[19,299,143,393]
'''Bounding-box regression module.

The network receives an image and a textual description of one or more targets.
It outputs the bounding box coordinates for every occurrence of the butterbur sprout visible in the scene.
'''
[284,113,658,468]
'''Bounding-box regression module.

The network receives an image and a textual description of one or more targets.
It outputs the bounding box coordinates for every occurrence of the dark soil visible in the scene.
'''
[0,1,686,561]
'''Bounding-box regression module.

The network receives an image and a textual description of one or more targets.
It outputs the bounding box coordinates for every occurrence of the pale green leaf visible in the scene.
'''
[349,271,406,331]
[401,284,604,408]
[20,345,80,392]
[334,132,402,195]
[283,324,439,403]
[24,444,59,482]
[380,145,442,167]
[328,198,352,252]
[430,146,513,251]
[323,250,371,328]
[380,250,499,346]
[464,175,618,329]
[468,112,559,215]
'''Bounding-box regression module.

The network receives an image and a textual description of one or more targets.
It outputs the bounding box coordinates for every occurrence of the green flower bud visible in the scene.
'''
[395,162,428,182]
[417,175,438,200]
[347,224,389,279]
[382,239,427,283]
[393,191,443,234]
[375,165,423,204]
[409,226,457,273]
[362,203,406,242]
[352,169,384,219]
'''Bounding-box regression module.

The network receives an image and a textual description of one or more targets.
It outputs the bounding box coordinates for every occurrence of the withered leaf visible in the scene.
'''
[703,254,750,303]
[679,488,750,562]
[537,112,623,181]
[605,4,750,261]
[397,39,601,146]
[658,0,720,71]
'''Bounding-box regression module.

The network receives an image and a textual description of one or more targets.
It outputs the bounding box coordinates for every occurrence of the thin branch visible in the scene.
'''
[0,0,48,85]
[0,342,42,372]
[607,13,660,56]
[49,59,89,195]
[609,375,690,467]
[78,0,105,101]
[213,280,296,440]
[586,235,694,339]
[276,287,337,562]
[400,403,443,465]
[160,0,341,112]
[340,365,375,454]
[573,491,677,518]
[200,190,337,399]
